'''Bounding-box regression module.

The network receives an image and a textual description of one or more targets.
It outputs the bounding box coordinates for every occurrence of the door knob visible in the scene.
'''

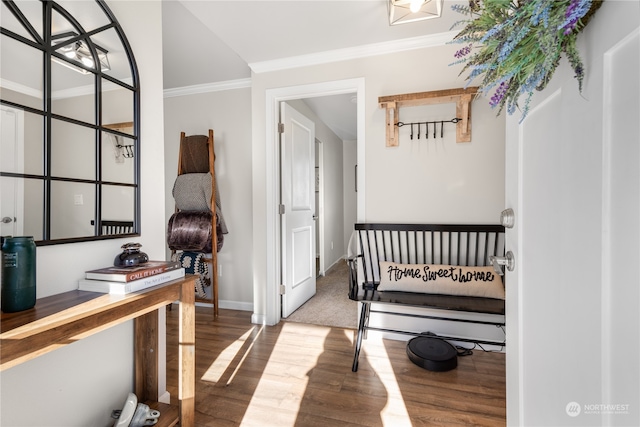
[489,251,515,275]
[2,217,13,224]
[500,208,515,228]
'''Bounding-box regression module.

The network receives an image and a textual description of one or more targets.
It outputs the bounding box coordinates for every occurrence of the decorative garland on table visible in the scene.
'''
[450,0,603,121]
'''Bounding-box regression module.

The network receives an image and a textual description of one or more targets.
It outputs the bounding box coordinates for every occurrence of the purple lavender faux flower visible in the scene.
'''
[560,0,592,34]
[454,44,472,59]
[490,81,509,108]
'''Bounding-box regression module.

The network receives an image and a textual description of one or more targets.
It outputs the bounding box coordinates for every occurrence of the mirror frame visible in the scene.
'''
[0,0,140,246]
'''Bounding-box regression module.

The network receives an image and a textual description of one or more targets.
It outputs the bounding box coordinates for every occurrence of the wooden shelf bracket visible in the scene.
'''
[379,87,479,146]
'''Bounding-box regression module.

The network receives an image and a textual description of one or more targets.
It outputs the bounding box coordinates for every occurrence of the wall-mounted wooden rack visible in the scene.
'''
[379,87,479,146]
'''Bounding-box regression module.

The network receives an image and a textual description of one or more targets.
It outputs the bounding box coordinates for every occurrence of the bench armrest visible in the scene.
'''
[346,255,362,299]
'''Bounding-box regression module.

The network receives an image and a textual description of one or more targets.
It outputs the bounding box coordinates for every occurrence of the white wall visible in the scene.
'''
[319,115,346,270]
[163,87,254,309]
[251,42,505,324]
[0,1,167,425]
[367,99,505,223]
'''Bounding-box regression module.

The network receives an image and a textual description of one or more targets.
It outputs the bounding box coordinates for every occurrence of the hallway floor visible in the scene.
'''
[166,306,506,426]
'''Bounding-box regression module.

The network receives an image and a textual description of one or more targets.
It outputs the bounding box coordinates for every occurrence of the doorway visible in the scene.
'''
[279,96,357,320]
[264,78,365,326]
[0,105,25,237]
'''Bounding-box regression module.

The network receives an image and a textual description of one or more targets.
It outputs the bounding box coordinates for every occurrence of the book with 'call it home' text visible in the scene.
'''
[85,260,181,282]
[78,268,185,294]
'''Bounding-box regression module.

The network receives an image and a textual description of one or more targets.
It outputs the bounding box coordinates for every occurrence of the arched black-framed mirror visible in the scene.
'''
[0,0,140,245]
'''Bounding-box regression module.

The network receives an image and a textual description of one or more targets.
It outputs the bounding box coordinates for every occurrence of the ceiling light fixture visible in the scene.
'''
[388,0,443,25]
[52,32,110,74]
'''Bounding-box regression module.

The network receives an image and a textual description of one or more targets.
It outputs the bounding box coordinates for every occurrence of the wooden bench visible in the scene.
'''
[347,223,506,371]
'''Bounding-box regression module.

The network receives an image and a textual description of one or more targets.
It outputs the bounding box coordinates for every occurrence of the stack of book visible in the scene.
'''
[79,260,185,294]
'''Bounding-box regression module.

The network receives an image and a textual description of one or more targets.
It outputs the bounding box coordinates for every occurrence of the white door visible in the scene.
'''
[505,3,639,426]
[280,103,316,318]
[0,106,24,236]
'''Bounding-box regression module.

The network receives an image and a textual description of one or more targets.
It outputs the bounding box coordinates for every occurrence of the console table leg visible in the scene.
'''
[135,311,159,401]
[179,279,196,425]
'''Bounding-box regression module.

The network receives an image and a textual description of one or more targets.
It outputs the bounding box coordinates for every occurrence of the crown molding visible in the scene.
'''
[1,78,42,99]
[163,78,252,98]
[5,31,456,101]
[1,78,134,100]
[249,30,458,74]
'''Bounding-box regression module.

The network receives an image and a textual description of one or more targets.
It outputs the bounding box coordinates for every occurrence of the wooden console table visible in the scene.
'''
[0,275,196,426]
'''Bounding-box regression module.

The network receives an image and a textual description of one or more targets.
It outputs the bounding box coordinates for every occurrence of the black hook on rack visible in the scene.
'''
[116,143,134,158]
[397,118,461,140]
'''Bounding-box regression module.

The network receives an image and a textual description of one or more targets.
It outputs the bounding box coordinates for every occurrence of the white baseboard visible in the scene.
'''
[158,391,170,405]
[220,300,253,311]
[366,330,505,353]
[251,313,266,324]
[193,299,253,312]
[324,256,346,273]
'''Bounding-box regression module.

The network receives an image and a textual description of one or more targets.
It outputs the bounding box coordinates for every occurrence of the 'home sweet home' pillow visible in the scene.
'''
[377,262,505,300]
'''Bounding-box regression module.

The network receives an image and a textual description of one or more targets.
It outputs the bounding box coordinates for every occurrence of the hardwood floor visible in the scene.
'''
[166,306,506,426]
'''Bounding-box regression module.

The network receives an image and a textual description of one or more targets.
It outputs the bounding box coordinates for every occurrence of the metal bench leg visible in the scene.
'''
[352,302,371,372]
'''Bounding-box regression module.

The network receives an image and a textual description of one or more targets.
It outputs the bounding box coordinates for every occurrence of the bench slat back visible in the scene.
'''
[353,223,506,286]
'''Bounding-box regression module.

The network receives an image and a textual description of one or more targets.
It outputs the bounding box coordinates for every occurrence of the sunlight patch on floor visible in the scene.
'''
[201,325,262,384]
[240,322,330,426]
[363,337,412,425]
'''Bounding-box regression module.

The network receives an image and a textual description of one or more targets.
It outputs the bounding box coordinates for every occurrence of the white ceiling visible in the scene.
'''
[1,1,465,141]
[161,0,466,141]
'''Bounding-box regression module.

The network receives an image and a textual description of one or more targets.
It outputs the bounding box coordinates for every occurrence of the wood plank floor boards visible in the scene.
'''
[165,306,506,426]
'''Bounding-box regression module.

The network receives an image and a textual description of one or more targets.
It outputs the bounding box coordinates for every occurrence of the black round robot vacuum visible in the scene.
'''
[406,336,458,372]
